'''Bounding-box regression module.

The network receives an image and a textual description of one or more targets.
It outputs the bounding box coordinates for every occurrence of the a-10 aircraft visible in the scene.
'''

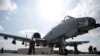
[0,16,100,55]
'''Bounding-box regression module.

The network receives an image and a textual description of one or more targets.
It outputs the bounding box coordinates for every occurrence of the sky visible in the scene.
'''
[0,0,100,52]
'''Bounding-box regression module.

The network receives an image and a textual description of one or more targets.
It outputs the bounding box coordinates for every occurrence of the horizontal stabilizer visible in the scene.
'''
[66,41,89,46]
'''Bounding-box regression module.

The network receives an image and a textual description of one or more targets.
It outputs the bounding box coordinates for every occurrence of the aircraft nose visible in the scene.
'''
[87,17,100,28]
[87,17,96,26]
[95,23,100,28]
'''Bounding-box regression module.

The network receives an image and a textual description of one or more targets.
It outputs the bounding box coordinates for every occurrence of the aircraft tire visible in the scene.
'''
[64,49,68,55]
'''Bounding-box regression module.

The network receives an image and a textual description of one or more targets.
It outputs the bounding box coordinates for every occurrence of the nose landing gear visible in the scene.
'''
[58,37,68,55]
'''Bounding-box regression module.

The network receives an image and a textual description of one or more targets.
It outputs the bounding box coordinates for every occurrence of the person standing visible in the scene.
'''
[28,37,35,55]
[27,33,40,55]
[88,45,93,54]
[1,47,4,54]
[93,47,97,54]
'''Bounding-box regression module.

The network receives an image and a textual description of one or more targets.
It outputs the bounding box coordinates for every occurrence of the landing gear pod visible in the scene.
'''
[4,35,8,40]
[12,39,16,44]
[22,40,24,45]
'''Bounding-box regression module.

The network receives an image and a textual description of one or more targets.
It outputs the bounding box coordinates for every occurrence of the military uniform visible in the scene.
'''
[28,40,35,54]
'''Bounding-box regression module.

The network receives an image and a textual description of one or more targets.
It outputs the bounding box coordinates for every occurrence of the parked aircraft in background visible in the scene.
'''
[0,16,100,55]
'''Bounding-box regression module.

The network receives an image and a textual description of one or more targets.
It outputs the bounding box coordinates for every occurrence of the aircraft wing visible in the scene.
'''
[0,33,46,43]
[0,33,31,42]
[66,41,89,46]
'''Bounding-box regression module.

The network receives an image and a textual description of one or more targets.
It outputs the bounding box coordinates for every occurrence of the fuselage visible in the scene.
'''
[43,17,78,43]
[43,16,98,44]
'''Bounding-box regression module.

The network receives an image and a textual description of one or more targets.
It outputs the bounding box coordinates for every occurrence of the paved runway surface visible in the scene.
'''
[0,53,100,56]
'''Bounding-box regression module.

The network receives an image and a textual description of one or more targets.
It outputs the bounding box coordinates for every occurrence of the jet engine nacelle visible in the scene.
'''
[33,32,41,46]
[33,32,41,38]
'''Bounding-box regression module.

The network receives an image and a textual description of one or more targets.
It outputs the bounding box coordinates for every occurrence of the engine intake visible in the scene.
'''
[33,32,41,38]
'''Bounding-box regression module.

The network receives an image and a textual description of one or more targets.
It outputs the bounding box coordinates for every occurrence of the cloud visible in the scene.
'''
[5,16,10,21]
[0,0,18,12]
[19,29,37,38]
[0,25,4,32]
[19,29,45,39]
[0,0,18,23]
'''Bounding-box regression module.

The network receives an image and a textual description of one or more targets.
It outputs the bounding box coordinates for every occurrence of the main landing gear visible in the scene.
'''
[74,44,80,54]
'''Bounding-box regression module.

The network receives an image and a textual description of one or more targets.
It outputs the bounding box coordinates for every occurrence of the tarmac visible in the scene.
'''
[0,53,100,56]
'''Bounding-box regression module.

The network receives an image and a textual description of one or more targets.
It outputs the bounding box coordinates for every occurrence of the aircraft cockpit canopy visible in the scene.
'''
[62,16,74,22]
